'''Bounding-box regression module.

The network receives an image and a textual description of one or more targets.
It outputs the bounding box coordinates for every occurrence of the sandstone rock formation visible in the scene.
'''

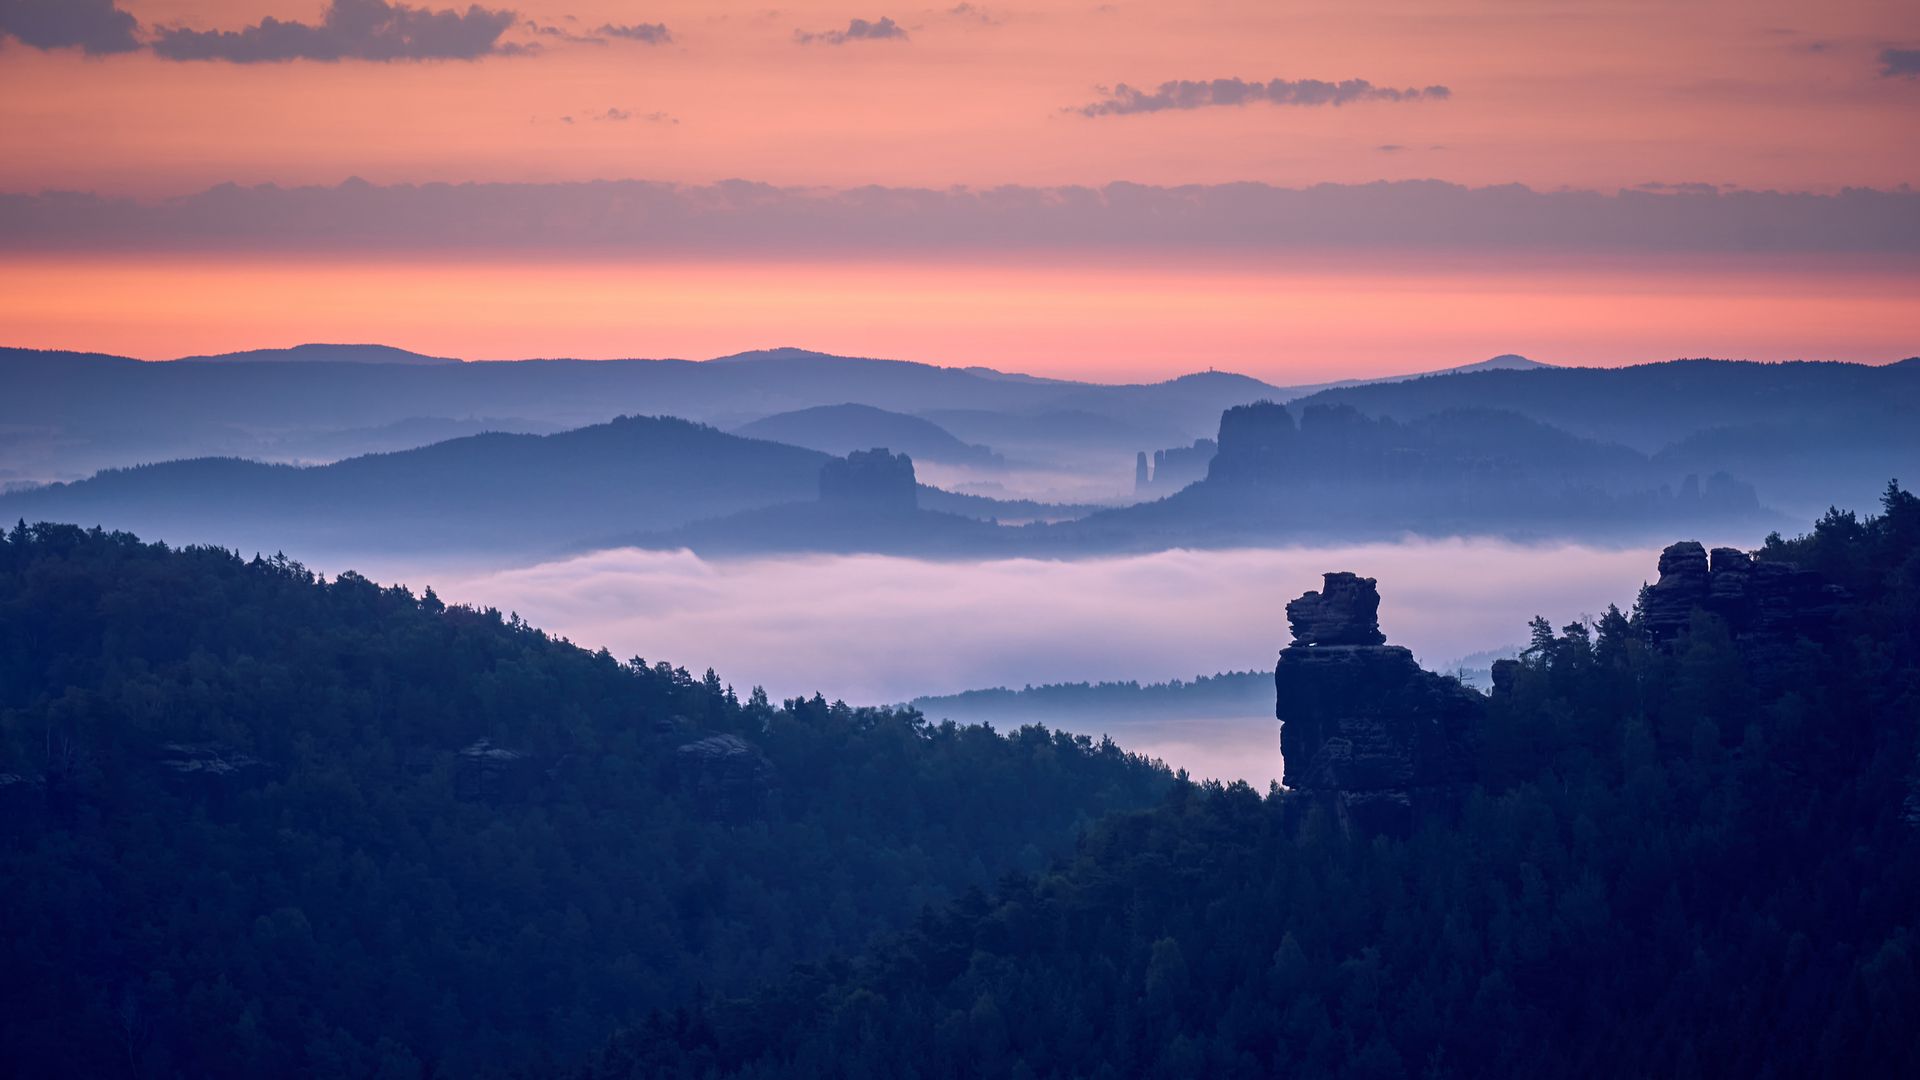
[1285,571,1388,646]
[1641,540,1843,649]
[1136,438,1217,494]
[1206,401,1295,484]
[675,733,778,822]
[454,738,541,802]
[1277,572,1481,835]
[819,448,918,512]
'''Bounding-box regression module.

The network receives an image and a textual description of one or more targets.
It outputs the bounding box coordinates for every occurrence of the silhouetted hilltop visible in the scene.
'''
[1292,358,1920,516]
[734,403,1002,465]
[912,671,1273,725]
[0,415,832,557]
[172,343,461,365]
[0,345,1283,483]
[1058,402,1776,549]
[1300,357,1916,448]
[617,448,1018,557]
[1443,352,1551,374]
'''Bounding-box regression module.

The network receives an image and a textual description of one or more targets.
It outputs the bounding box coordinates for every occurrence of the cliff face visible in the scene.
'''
[1136,438,1218,494]
[1641,540,1844,653]
[1207,401,1295,484]
[819,448,918,512]
[676,734,778,822]
[1276,572,1482,835]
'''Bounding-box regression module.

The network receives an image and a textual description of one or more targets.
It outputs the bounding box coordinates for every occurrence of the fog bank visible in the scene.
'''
[370,540,1670,703]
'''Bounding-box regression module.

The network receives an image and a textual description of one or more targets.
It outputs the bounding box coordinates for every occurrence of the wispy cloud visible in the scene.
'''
[0,0,140,54]
[597,22,672,44]
[151,0,520,63]
[1076,77,1450,117]
[945,3,1000,25]
[591,107,677,124]
[795,16,908,45]
[1881,48,1920,78]
[525,18,672,46]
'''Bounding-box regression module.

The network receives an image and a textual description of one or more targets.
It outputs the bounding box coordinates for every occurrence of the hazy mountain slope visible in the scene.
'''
[1047,405,1781,550]
[0,416,832,558]
[0,346,1283,481]
[733,403,1002,465]
[172,343,461,365]
[1297,358,1919,452]
[1294,358,1920,515]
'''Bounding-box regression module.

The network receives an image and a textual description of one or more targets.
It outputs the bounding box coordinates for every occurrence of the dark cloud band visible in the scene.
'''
[795,16,907,45]
[3,179,1914,257]
[0,0,139,54]
[1077,77,1450,117]
[151,0,519,63]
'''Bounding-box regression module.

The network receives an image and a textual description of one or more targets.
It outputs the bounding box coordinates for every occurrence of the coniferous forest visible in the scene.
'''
[2,487,1916,1076]
[578,485,1920,1079]
[0,524,1168,1076]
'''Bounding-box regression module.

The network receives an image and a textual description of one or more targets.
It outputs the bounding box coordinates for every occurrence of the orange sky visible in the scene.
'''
[1,0,1917,380]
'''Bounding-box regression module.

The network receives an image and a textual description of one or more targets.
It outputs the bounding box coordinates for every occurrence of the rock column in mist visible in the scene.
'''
[819,448,918,512]
[1275,571,1483,835]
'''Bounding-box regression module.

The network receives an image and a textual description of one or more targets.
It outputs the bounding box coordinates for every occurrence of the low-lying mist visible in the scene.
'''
[356,540,1677,782]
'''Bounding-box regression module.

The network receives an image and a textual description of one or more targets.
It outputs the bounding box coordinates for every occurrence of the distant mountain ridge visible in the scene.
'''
[732,403,1002,466]
[1292,357,1920,515]
[0,415,833,558]
[5,344,1911,518]
[173,343,461,365]
[0,344,1292,485]
[0,414,1085,560]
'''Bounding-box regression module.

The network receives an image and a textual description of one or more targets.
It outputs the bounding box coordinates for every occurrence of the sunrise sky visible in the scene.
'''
[2,0,1917,380]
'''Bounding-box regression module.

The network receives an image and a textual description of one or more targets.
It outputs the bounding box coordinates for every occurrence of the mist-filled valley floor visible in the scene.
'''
[348,540,1676,784]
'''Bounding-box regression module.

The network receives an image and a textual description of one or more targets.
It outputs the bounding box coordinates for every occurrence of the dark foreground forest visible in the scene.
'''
[587,486,1920,1079]
[3,487,1918,1078]
[0,526,1168,1076]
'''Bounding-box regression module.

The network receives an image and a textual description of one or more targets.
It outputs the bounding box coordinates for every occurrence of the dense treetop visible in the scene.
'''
[0,523,1169,1077]
[585,484,1920,1079]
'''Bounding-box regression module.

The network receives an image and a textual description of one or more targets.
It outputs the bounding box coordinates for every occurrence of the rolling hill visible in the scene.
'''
[732,403,1002,465]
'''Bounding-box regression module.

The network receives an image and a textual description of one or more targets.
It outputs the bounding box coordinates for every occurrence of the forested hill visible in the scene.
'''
[0,346,1286,482]
[585,486,1920,1078]
[732,403,1002,466]
[1293,359,1920,516]
[0,524,1170,1076]
[912,672,1274,724]
[1295,358,1920,451]
[0,415,833,556]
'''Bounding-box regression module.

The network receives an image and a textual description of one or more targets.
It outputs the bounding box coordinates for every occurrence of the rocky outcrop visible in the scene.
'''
[820,448,918,512]
[1276,572,1481,835]
[455,739,541,802]
[1640,541,1712,641]
[1137,439,1217,494]
[1206,401,1295,484]
[1642,540,1844,648]
[675,734,777,822]
[1285,572,1388,646]
[155,742,271,784]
